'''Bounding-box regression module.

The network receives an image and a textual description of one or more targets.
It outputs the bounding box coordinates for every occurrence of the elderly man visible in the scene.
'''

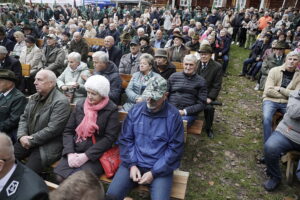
[150,30,166,48]
[100,36,122,67]
[0,46,21,85]
[168,54,207,126]
[0,26,15,52]
[0,133,48,200]
[69,32,89,62]
[92,51,121,105]
[105,23,120,44]
[262,51,300,144]
[119,39,142,75]
[153,48,176,80]
[263,90,300,191]
[197,45,223,138]
[107,76,184,200]
[14,70,71,174]
[167,33,190,62]
[0,70,27,143]
[42,34,66,77]
[216,29,231,74]
[185,34,200,52]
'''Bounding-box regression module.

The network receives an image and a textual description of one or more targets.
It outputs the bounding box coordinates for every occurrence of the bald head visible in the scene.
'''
[73,32,82,43]
[0,133,14,158]
[34,69,57,96]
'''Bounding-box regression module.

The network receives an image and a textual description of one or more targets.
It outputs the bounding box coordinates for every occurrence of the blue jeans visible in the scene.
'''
[182,115,197,127]
[264,131,300,180]
[221,54,229,73]
[242,57,255,74]
[106,165,173,200]
[247,61,262,78]
[262,100,286,143]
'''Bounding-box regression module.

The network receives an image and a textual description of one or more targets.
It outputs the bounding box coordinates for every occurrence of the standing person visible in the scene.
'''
[14,70,71,174]
[0,133,49,200]
[106,76,184,200]
[197,45,223,138]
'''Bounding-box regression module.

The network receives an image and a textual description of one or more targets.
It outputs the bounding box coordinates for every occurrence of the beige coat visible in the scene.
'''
[19,45,43,76]
[263,65,300,103]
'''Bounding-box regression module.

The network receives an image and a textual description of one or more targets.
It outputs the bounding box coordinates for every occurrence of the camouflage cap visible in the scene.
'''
[142,76,167,101]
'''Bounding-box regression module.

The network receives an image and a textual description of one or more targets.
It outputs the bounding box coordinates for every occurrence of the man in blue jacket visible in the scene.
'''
[107,76,184,200]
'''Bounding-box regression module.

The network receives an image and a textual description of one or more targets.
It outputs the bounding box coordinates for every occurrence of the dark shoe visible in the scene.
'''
[239,73,245,77]
[257,156,265,164]
[263,178,281,191]
[206,129,214,139]
[250,76,255,81]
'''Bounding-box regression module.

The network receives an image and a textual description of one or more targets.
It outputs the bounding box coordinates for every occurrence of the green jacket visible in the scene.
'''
[17,88,71,166]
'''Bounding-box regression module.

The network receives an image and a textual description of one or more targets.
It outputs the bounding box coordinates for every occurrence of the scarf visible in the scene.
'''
[75,97,109,143]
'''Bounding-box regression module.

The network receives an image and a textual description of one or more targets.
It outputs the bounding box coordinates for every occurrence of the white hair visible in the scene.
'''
[183,54,198,64]
[68,52,81,62]
[92,51,109,63]
[38,69,57,84]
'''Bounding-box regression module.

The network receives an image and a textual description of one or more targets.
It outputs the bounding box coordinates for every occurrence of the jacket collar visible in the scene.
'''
[141,101,168,118]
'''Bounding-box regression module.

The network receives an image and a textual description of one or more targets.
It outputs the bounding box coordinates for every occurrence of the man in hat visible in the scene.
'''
[168,54,207,126]
[119,38,142,75]
[118,32,132,55]
[42,34,66,76]
[0,26,15,52]
[0,133,48,200]
[100,36,122,67]
[0,46,21,85]
[0,70,27,143]
[14,69,71,174]
[69,32,89,63]
[197,44,223,138]
[185,34,200,51]
[167,33,190,62]
[150,30,166,49]
[258,41,286,91]
[107,76,184,200]
[153,48,176,80]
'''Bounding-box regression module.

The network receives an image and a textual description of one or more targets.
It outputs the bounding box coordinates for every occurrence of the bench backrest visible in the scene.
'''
[120,73,132,89]
[84,38,104,47]
[21,64,31,77]
[172,62,184,72]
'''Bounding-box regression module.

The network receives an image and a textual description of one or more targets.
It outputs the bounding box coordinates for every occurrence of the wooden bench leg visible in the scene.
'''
[286,158,294,185]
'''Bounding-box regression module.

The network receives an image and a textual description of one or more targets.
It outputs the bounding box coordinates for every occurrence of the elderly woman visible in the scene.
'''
[83,21,97,38]
[122,53,161,111]
[54,75,120,183]
[57,52,91,103]
[11,31,26,58]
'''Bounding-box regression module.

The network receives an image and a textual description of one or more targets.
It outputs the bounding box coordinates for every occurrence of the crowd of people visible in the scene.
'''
[0,2,300,199]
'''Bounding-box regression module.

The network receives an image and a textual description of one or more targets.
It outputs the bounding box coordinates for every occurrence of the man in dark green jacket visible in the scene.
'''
[14,69,71,174]
[0,69,27,143]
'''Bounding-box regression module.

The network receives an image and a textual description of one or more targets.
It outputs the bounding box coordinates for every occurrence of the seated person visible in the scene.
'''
[69,32,89,63]
[0,133,48,200]
[150,30,166,48]
[0,70,27,143]
[14,70,71,174]
[262,51,300,144]
[106,76,184,200]
[119,39,142,75]
[122,53,161,112]
[0,26,15,53]
[216,29,231,74]
[153,48,176,80]
[41,34,66,77]
[140,36,154,56]
[185,34,200,51]
[100,36,122,67]
[167,33,190,62]
[168,54,207,126]
[10,31,26,58]
[50,170,105,200]
[92,51,122,105]
[57,52,91,103]
[263,90,300,191]
[54,75,120,183]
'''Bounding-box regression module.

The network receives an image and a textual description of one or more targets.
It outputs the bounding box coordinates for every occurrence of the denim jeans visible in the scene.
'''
[221,54,229,73]
[247,61,262,78]
[106,165,173,200]
[182,115,197,127]
[242,58,256,74]
[262,100,287,143]
[264,131,300,180]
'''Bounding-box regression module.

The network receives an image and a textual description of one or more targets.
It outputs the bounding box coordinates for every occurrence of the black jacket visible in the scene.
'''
[100,46,122,67]
[197,59,223,101]
[168,72,207,115]
[95,61,122,105]
[1,56,22,84]
[153,62,176,80]
[0,162,48,200]
[0,37,15,52]
[150,39,167,48]
[0,88,27,142]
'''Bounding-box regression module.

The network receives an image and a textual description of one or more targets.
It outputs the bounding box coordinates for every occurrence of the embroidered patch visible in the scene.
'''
[6,180,19,196]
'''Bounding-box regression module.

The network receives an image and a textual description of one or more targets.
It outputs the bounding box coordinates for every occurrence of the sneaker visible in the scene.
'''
[231,41,235,45]
[254,84,259,91]
[236,42,240,46]
[263,178,280,191]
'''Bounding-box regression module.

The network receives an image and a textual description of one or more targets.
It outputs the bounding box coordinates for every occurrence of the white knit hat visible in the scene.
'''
[84,75,110,97]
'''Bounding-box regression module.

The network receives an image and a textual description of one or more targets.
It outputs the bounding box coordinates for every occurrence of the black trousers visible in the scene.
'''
[14,141,43,174]
[204,104,215,131]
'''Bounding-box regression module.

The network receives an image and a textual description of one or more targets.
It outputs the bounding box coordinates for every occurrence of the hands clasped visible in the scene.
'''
[68,153,89,168]
[130,166,153,185]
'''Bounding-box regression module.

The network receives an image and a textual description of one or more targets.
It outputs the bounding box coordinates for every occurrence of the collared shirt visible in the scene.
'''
[3,88,13,97]
[154,40,162,48]
[0,163,17,192]
[201,62,207,70]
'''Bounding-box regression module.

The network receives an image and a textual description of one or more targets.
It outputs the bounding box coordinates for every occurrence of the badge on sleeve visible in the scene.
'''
[6,180,19,196]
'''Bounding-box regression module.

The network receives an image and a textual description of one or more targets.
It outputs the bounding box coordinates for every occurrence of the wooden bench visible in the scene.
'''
[281,151,300,185]
[172,62,184,72]
[187,120,203,135]
[37,39,44,48]
[45,180,58,190]
[84,38,105,57]
[272,111,283,131]
[120,73,132,89]
[21,64,31,77]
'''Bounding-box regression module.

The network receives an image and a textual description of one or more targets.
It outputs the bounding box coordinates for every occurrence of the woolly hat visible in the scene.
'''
[84,75,110,97]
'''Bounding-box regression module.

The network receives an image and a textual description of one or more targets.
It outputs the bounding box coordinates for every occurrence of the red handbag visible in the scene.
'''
[92,135,121,178]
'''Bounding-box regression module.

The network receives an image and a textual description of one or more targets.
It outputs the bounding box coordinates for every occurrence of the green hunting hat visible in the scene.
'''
[198,44,213,54]
[142,76,167,101]
[0,69,17,82]
[154,48,168,58]
[120,32,131,41]
[192,34,199,40]
[273,41,286,49]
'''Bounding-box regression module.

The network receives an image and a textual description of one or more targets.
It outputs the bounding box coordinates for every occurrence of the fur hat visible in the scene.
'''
[84,75,110,97]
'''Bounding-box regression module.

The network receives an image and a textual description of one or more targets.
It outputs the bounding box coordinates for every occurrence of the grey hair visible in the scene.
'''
[92,51,109,63]
[137,27,145,33]
[0,132,14,157]
[68,52,81,62]
[183,54,198,64]
[140,53,154,66]
[38,69,57,84]
[286,51,300,60]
